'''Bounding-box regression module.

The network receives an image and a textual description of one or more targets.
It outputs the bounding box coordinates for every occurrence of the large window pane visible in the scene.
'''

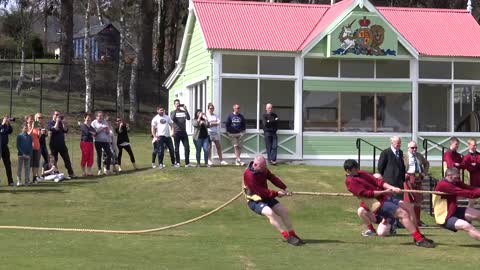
[419,61,451,79]
[419,84,451,131]
[259,80,295,130]
[454,85,480,132]
[260,57,294,75]
[454,62,480,80]
[222,55,257,74]
[341,60,374,78]
[303,92,338,131]
[376,60,410,78]
[304,58,338,77]
[380,93,411,132]
[341,93,374,132]
[221,79,257,129]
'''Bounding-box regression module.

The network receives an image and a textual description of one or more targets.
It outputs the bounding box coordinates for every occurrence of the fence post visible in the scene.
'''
[67,64,71,113]
[373,148,376,174]
[441,148,445,178]
[9,62,13,116]
[40,63,43,113]
[356,138,361,169]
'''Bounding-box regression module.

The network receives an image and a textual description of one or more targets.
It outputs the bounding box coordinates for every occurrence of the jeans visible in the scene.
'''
[154,136,175,165]
[17,155,31,183]
[94,141,112,171]
[264,132,278,162]
[194,138,209,166]
[1,145,13,184]
[50,142,74,176]
[174,131,190,165]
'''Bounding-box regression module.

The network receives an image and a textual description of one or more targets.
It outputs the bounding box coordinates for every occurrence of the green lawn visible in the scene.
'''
[0,133,478,269]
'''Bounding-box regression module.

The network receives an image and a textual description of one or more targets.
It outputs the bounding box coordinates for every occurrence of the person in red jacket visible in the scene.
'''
[434,167,480,240]
[344,159,435,248]
[243,155,304,246]
[462,138,480,207]
[443,137,463,171]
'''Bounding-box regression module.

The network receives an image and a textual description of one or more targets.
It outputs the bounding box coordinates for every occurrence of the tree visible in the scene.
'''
[56,0,74,82]
[1,1,42,95]
[140,0,154,73]
[84,0,93,112]
[116,0,127,118]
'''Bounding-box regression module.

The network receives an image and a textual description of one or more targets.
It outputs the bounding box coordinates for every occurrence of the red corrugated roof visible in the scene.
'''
[193,0,480,57]
[378,7,480,57]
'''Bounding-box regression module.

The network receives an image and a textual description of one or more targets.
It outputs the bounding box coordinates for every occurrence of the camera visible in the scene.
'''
[179,104,185,107]
[59,115,64,121]
[7,117,15,122]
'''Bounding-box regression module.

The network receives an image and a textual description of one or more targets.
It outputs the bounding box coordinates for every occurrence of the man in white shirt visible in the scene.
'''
[403,140,430,227]
[151,105,176,169]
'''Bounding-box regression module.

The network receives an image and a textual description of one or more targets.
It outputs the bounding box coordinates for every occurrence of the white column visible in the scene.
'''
[410,58,419,141]
[295,54,303,160]
[212,52,222,119]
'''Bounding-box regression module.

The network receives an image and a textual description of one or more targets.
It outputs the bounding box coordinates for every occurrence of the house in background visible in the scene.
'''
[73,23,120,62]
[165,0,480,164]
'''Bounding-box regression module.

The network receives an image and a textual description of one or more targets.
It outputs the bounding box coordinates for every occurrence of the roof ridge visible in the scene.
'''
[377,6,469,13]
[193,0,330,8]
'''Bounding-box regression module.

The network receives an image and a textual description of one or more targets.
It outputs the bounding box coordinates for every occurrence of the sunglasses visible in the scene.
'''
[409,147,417,149]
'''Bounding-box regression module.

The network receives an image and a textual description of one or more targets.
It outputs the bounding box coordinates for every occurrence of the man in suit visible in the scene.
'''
[403,140,430,227]
[378,136,406,196]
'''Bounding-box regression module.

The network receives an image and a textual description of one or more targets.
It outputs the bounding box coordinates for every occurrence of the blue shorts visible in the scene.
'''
[443,207,467,232]
[248,198,279,215]
[377,197,401,219]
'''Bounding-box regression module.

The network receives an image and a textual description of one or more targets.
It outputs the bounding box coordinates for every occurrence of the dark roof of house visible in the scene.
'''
[73,23,118,39]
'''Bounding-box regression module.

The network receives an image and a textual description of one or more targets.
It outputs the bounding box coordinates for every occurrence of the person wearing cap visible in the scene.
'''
[344,159,434,248]
[243,155,304,246]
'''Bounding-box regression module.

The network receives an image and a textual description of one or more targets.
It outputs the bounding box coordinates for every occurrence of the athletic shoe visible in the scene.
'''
[98,170,103,176]
[195,164,201,168]
[152,163,157,169]
[361,229,377,237]
[286,236,302,246]
[270,160,277,166]
[220,160,228,165]
[206,164,212,168]
[293,235,306,245]
[65,175,72,180]
[158,164,165,169]
[235,159,245,166]
[418,220,428,227]
[16,181,22,187]
[415,238,435,248]
[174,163,181,168]
[185,164,195,168]
[117,166,122,172]
[208,159,214,165]
[8,182,15,187]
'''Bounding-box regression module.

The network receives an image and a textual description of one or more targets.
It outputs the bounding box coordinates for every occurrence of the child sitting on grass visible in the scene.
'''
[42,155,65,182]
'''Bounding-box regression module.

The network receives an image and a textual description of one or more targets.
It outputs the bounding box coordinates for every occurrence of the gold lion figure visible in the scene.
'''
[370,25,385,55]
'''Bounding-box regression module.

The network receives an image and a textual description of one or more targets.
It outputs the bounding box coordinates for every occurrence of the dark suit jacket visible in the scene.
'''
[378,148,406,188]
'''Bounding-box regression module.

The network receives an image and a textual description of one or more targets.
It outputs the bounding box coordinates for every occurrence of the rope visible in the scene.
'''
[293,189,447,197]
[0,191,243,235]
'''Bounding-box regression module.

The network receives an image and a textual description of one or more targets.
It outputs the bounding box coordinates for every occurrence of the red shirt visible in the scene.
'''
[462,152,480,186]
[434,179,480,222]
[443,149,463,169]
[243,163,287,200]
[345,171,388,211]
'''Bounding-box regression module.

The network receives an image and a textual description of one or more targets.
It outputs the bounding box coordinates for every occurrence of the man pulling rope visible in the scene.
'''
[343,159,435,248]
[243,155,305,246]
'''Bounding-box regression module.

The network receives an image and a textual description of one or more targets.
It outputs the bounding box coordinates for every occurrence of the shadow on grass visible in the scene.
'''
[303,239,345,244]
[457,244,480,248]
[0,188,65,194]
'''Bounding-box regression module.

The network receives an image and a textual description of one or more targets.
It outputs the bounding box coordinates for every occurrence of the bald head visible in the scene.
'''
[266,103,272,113]
[253,155,267,173]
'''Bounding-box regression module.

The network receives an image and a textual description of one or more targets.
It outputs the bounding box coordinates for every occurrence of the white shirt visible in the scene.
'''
[406,153,422,174]
[206,112,220,135]
[151,114,173,137]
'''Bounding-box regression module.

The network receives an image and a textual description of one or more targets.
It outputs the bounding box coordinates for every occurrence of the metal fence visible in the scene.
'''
[0,60,167,118]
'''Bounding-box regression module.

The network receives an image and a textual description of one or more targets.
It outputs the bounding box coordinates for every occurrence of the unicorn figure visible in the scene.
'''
[338,20,356,54]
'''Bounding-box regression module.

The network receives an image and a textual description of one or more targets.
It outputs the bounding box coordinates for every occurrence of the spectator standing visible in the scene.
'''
[26,115,41,183]
[377,136,406,194]
[0,116,14,186]
[35,113,49,170]
[206,103,227,166]
[16,123,33,186]
[91,111,114,175]
[192,109,210,167]
[462,138,480,208]
[444,137,463,172]
[48,111,76,179]
[151,105,176,169]
[225,104,246,166]
[263,103,279,165]
[171,99,193,167]
[115,117,137,171]
[80,113,96,177]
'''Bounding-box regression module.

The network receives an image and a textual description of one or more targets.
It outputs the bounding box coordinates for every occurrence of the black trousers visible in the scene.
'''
[1,145,13,183]
[174,131,190,165]
[49,143,74,176]
[94,141,112,170]
[117,144,135,166]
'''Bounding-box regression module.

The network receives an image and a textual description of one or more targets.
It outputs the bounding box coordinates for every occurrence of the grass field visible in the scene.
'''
[0,133,479,269]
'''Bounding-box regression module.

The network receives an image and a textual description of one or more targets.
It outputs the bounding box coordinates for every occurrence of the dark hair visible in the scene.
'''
[84,113,92,119]
[343,159,359,171]
[157,105,165,110]
[174,99,180,104]
[195,109,203,118]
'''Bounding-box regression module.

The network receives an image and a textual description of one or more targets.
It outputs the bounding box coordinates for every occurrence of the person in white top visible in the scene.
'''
[206,103,228,165]
[151,105,176,169]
